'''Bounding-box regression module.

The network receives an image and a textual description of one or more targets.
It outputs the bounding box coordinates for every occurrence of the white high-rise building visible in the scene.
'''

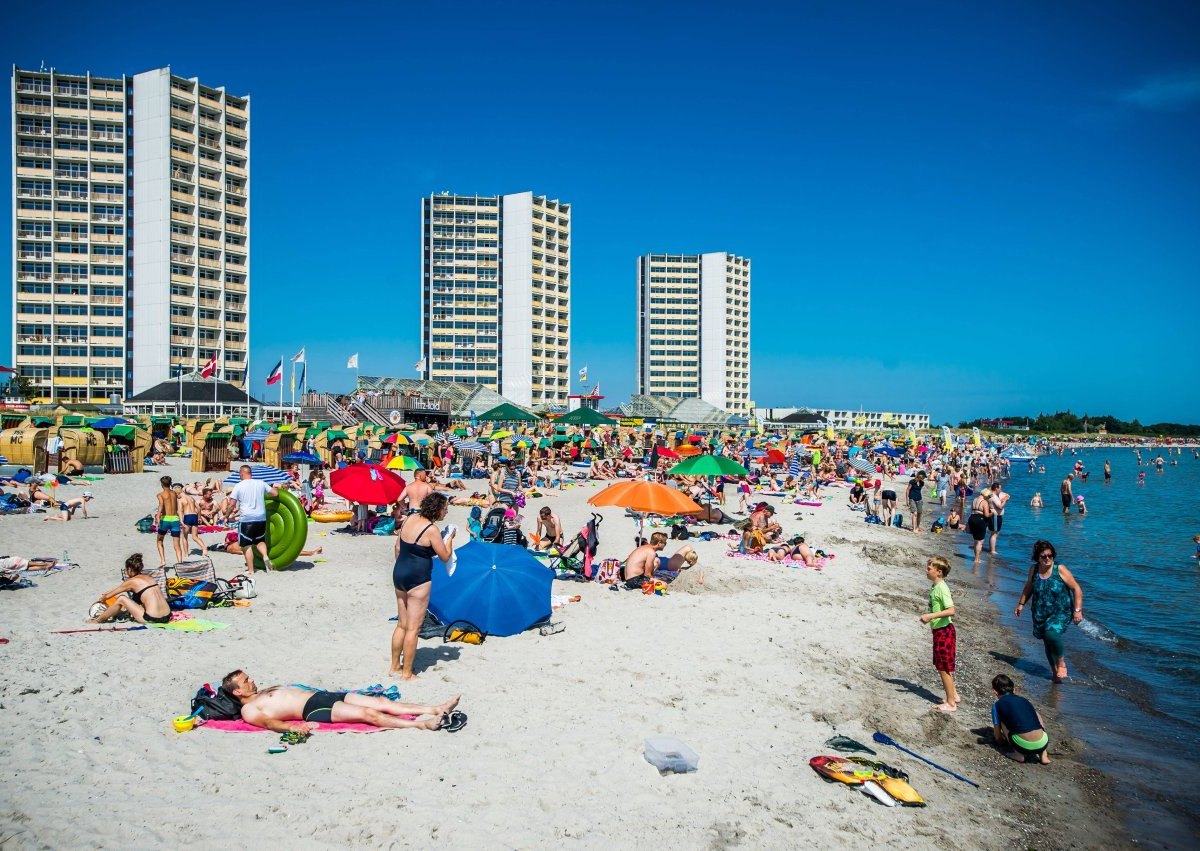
[636,252,751,415]
[420,191,570,409]
[11,65,250,403]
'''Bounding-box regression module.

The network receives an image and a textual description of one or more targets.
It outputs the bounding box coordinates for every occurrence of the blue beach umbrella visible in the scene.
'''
[222,464,291,487]
[0,454,8,465]
[282,451,322,465]
[90,417,129,430]
[871,446,902,458]
[453,439,488,453]
[246,428,271,442]
[430,541,552,638]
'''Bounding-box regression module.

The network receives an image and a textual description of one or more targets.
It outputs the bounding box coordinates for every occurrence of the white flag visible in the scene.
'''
[291,347,305,363]
[346,353,359,369]
[414,357,425,373]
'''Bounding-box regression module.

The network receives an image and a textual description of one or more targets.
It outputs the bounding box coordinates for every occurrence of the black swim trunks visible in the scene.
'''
[239,520,268,547]
[302,690,348,722]
[881,490,897,501]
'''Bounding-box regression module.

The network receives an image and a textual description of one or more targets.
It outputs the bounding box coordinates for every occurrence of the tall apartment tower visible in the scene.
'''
[420,191,570,409]
[11,65,250,403]
[636,252,751,416]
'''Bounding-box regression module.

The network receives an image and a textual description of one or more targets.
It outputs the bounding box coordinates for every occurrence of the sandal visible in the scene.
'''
[437,710,468,733]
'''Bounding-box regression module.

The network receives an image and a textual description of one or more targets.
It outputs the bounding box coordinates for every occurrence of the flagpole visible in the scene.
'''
[290,359,295,410]
[278,355,284,408]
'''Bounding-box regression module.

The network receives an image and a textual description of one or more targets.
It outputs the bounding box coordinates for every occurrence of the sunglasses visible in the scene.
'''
[1038,553,1055,560]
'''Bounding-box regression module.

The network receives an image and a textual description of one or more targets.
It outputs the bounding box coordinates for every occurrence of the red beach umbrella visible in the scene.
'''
[330,463,405,505]
[766,449,786,464]
[658,447,680,459]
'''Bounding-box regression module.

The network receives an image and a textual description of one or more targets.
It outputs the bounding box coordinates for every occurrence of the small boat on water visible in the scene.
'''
[1001,446,1038,463]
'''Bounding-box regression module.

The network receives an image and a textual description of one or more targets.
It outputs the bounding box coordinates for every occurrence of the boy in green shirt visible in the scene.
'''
[919,555,959,712]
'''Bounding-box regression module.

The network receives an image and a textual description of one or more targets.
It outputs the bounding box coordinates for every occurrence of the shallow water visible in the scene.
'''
[951,448,1200,847]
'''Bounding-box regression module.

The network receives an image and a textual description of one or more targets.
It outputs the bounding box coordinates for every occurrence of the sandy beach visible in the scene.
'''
[0,459,1127,848]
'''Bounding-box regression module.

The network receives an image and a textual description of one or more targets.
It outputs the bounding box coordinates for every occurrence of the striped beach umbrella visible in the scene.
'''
[222,464,292,487]
[0,454,8,465]
[386,455,424,471]
[453,439,488,453]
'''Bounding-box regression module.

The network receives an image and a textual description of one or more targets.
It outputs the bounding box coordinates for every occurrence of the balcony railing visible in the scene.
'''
[17,103,51,114]
[17,83,51,94]
[17,273,52,282]
[91,130,123,141]
[91,214,124,222]
[18,126,52,136]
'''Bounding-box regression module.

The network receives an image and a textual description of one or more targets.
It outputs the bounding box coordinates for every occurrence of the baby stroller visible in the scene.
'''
[545,513,603,579]
[478,506,508,543]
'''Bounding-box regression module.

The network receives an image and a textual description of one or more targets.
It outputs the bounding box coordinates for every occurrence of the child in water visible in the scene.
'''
[1029,492,1043,507]
[1076,495,1087,515]
[1193,534,1200,562]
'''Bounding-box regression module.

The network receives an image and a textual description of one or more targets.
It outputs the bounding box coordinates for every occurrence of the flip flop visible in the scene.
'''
[438,710,468,733]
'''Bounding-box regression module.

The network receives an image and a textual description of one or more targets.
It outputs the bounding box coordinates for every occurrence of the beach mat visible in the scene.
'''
[148,618,229,632]
[202,719,390,734]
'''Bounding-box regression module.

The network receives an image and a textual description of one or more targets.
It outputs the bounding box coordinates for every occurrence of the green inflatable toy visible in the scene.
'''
[252,488,308,570]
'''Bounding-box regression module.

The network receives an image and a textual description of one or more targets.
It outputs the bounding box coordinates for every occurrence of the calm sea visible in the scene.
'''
[960,448,1200,847]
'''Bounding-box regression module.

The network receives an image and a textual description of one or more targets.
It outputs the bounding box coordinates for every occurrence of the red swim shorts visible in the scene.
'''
[932,623,957,673]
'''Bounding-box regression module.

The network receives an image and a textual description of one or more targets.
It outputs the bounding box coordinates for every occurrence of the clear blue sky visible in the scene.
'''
[5,0,1199,424]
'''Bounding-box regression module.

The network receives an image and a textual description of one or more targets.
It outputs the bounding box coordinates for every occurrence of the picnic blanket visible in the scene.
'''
[147,618,229,632]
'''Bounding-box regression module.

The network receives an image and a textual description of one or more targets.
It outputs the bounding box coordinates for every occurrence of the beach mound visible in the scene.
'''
[669,565,760,595]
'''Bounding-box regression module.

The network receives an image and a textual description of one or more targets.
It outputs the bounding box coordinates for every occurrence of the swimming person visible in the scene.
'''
[1016,540,1084,683]
[390,492,454,680]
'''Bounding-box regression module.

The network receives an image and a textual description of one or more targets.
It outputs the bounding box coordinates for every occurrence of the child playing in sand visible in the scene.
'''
[919,555,959,712]
[989,674,1050,765]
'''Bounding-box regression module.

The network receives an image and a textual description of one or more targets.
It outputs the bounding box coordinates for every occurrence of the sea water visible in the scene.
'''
[957,448,1200,847]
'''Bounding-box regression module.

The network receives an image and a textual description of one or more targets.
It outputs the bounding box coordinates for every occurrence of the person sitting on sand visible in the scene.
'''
[44,492,93,522]
[989,674,1050,765]
[848,481,869,510]
[89,553,171,625]
[59,457,85,476]
[222,670,464,733]
[622,532,666,588]
[26,481,55,507]
[946,507,962,530]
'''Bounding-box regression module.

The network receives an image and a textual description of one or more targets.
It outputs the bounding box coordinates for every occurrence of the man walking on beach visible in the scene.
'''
[155,476,184,567]
[225,465,278,574]
[1060,473,1074,515]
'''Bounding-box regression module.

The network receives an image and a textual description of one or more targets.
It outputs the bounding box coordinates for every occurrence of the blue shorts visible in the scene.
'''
[158,518,181,537]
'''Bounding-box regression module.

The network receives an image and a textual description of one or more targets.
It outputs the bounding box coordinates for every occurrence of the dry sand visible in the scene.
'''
[0,460,1127,848]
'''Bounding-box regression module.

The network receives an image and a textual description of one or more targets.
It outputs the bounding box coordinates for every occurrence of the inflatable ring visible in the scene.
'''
[311,510,353,523]
[388,410,402,425]
[253,488,308,570]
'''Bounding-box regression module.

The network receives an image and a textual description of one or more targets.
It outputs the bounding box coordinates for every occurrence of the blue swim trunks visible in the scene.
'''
[158,515,182,537]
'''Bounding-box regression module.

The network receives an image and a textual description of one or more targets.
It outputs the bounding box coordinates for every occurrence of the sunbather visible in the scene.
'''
[657,544,698,573]
[59,457,85,476]
[622,532,666,588]
[88,553,171,624]
[223,670,464,732]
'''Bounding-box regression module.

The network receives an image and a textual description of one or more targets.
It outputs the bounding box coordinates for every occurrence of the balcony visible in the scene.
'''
[226,100,248,118]
[170,209,195,224]
[91,213,124,223]
[91,192,123,202]
[17,102,51,115]
[171,126,197,144]
[55,189,88,200]
[171,334,195,345]
[198,256,220,269]
[91,130,123,141]
[17,272,52,282]
[226,162,247,177]
[224,279,247,291]
[18,249,52,260]
[225,222,247,234]
[93,295,123,305]
[17,82,51,94]
[170,273,195,285]
[225,122,247,139]
[171,190,195,204]
[18,126,51,136]
[171,107,195,122]
[198,317,220,329]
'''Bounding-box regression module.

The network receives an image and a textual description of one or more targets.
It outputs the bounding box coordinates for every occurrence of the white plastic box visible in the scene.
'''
[644,736,699,774]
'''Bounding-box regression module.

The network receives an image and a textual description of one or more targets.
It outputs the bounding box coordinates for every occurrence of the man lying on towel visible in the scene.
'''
[224,670,461,732]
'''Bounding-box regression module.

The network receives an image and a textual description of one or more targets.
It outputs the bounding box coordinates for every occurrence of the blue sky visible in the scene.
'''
[5,0,1199,423]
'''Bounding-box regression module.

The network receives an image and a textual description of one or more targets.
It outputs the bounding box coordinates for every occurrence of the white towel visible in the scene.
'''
[443,524,457,577]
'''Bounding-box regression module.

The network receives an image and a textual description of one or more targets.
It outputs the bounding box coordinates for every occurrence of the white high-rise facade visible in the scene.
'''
[11,65,250,403]
[421,191,570,409]
[636,251,751,416]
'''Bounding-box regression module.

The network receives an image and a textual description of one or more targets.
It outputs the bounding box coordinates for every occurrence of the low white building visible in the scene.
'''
[757,406,930,431]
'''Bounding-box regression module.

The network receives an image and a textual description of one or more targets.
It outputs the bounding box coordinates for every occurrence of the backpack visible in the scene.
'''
[135,514,155,533]
[168,577,220,610]
[190,684,242,720]
[670,523,691,540]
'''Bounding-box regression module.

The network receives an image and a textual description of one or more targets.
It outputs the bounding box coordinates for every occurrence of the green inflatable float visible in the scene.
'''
[252,488,308,570]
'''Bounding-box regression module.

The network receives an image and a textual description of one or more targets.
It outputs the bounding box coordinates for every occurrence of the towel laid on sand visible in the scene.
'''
[202,719,398,734]
[147,618,229,632]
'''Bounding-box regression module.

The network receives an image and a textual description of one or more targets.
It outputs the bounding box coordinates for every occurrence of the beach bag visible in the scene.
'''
[892,513,904,528]
[215,574,257,601]
[442,619,486,645]
[670,523,691,540]
[134,514,155,533]
[168,577,219,610]
[190,684,242,721]
[595,558,622,585]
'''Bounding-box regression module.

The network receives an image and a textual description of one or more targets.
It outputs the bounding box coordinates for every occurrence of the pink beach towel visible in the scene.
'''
[201,719,407,734]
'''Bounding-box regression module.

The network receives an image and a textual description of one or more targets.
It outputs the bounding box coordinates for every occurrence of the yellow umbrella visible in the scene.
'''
[490,430,514,440]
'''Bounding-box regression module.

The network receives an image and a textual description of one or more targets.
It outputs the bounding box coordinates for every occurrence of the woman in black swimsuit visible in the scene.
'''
[88,553,172,624]
[967,488,993,567]
[390,493,455,680]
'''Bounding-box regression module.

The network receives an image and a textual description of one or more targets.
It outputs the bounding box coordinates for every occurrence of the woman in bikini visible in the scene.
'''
[88,553,171,624]
[389,493,455,680]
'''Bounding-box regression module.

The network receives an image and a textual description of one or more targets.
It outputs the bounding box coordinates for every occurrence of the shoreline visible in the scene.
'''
[0,461,1129,847]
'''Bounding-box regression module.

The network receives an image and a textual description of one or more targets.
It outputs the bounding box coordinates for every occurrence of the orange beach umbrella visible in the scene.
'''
[587,481,703,516]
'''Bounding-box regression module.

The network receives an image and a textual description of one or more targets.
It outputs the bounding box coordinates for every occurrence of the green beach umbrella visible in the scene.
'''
[667,455,751,477]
